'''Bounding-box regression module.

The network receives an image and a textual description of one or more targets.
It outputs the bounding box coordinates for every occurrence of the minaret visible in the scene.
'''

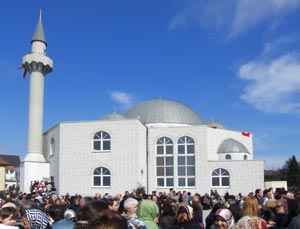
[20,10,52,192]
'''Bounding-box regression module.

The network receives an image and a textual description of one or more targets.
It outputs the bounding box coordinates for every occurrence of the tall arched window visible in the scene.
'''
[177,136,195,187]
[50,138,55,156]
[93,131,111,151]
[156,137,174,187]
[212,168,230,187]
[93,167,111,187]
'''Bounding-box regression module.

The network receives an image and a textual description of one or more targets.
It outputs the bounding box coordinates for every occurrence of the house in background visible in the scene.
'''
[0,155,20,189]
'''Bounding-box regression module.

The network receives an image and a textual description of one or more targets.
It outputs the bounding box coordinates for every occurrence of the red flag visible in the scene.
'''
[242,132,250,137]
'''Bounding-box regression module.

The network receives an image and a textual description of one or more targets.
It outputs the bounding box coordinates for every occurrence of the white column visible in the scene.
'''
[24,71,45,162]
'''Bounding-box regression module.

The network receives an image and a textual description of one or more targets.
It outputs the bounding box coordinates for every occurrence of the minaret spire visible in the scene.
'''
[31,8,47,45]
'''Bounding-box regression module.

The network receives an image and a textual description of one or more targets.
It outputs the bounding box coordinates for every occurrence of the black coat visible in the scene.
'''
[173,221,202,229]
[289,215,300,229]
[228,202,241,222]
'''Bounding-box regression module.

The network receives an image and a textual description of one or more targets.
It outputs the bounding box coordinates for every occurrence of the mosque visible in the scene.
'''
[19,12,264,196]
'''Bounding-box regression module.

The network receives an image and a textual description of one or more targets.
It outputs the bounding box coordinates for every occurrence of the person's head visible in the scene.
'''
[21,208,51,229]
[241,197,259,217]
[0,207,17,226]
[151,195,158,202]
[193,193,201,202]
[227,195,236,205]
[75,200,108,225]
[263,189,270,197]
[46,204,65,222]
[137,199,159,223]
[162,202,176,217]
[54,198,63,205]
[108,198,120,212]
[214,208,235,229]
[255,189,263,198]
[176,205,194,223]
[123,198,139,214]
[88,209,127,229]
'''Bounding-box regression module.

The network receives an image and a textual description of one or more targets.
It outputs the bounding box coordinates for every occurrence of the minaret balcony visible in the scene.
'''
[22,53,53,75]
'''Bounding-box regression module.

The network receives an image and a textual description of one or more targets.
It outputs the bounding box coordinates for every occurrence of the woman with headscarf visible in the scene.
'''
[233,197,269,229]
[137,199,159,229]
[214,208,235,229]
[173,205,202,229]
[21,209,51,229]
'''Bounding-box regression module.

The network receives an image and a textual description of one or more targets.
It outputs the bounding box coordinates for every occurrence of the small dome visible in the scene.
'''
[207,117,226,129]
[101,112,127,121]
[124,99,205,125]
[218,139,249,154]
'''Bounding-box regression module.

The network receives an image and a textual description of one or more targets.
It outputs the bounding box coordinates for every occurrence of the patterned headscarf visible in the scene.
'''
[215,208,235,228]
[25,209,50,229]
[233,216,267,229]
[177,205,194,221]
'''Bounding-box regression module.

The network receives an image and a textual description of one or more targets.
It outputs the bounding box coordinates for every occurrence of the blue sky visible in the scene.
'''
[1,0,300,170]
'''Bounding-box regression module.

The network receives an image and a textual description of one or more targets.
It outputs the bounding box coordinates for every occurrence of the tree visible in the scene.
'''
[281,155,300,190]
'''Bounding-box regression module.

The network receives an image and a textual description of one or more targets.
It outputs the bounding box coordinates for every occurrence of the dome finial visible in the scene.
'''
[211,116,214,122]
[39,8,42,19]
[158,94,162,99]
[113,106,117,114]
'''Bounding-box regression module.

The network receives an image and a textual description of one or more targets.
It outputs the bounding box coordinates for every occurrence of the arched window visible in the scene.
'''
[244,155,248,160]
[93,131,111,151]
[156,137,174,187]
[177,136,195,187]
[93,167,111,187]
[212,168,230,187]
[225,154,231,160]
[50,138,55,156]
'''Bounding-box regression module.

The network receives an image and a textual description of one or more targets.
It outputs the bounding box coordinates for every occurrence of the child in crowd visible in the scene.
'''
[0,206,18,228]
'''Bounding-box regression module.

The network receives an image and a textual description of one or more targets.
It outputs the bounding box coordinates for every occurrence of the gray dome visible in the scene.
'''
[124,99,205,125]
[218,139,249,154]
[207,117,226,129]
[101,112,127,121]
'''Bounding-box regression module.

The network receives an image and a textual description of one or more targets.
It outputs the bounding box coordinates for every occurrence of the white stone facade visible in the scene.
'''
[42,117,264,196]
[43,119,147,196]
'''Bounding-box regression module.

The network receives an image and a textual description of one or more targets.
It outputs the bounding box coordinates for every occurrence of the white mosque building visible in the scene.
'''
[20,12,264,196]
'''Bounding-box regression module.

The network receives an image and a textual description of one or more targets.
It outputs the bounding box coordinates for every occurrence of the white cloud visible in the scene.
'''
[262,34,300,55]
[169,0,300,39]
[109,91,134,109]
[169,0,233,34]
[239,52,300,114]
[230,0,300,38]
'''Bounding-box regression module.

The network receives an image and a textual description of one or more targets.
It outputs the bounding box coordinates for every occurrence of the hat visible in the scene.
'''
[215,208,235,228]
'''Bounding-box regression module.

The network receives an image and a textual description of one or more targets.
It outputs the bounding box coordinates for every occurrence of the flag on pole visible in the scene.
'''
[242,132,250,137]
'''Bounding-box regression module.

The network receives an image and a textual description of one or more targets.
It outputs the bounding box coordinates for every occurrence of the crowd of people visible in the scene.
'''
[0,182,299,229]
